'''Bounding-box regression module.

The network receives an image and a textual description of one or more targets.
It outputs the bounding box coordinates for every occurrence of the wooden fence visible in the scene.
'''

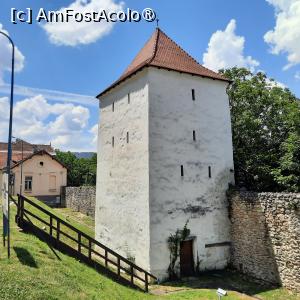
[15,194,156,292]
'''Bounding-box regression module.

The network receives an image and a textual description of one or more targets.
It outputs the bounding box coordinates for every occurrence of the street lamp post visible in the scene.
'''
[12,137,24,196]
[20,139,23,196]
[0,30,15,258]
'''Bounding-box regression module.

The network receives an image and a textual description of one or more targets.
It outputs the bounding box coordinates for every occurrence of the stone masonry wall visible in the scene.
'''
[64,186,96,218]
[229,191,300,292]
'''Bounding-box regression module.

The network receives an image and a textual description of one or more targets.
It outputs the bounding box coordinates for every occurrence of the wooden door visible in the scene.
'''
[180,240,194,276]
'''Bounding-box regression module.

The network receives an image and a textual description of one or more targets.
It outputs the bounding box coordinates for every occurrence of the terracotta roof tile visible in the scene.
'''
[0,153,31,169]
[0,140,54,153]
[0,140,55,169]
[97,28,229,97]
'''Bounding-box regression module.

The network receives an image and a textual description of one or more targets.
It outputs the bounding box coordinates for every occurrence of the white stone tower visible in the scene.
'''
[95,28,234,280]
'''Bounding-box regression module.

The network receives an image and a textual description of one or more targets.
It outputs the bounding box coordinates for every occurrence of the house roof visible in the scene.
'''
[0,153,25,170]
[10,150,67,170]
[97,28,229,98]
[0,140,54,154]
[0,140,55,169]
[1,150,67,171]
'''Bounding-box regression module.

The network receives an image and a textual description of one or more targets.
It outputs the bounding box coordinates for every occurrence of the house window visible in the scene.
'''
[192,89,195,101]
[112,102,114,112]
[112,136,114,147]
[126,132,129,143]
[40,161,44,166]
[193,130,196,141]
[208,166,212,178]
[24,176,32,191]
[181,165,184,177]
[128,93,130,104]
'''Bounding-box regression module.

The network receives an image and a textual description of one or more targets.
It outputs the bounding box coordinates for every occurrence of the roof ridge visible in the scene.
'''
[97,28,229,98]
[8,149,67,170]
[148,28,160,65]
[158,28,219,75]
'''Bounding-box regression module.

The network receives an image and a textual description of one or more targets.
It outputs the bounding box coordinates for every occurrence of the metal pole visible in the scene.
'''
[20,140,23,196]
[0,31,15,259]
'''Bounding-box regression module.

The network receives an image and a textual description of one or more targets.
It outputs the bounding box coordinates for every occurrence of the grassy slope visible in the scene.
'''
[0,199,299,300]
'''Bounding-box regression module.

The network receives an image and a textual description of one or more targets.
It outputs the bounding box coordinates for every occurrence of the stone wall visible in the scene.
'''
[229,191,300,292]
[64,186,96,218]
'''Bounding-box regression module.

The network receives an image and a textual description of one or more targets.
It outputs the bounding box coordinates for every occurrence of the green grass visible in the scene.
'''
[22,196,94,237]
[0,198,299,300]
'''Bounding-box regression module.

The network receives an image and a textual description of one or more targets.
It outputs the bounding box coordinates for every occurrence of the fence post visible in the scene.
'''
[78,232,81,253]
[49,216,53,236]
[19,195,24,226]
[117,257,120,277]
[105,249,108,267]
[16,194,21,226]
[145,273,148,293]
[88,240,92,260]
[56,220,60,245]
[17,194,20,220]
[130,266,134,285]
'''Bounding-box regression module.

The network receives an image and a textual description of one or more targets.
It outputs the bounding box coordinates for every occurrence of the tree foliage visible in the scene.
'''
[55,150,97,186]
[220,67,300,192]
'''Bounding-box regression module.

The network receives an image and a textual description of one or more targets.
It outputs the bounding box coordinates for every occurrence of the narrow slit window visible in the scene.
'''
[126,132,129,144]
[193,130,196,141]
[112,136,114,147]
[208,166,212,178]
[181,165,184,177]
[192,89,195,101]
[112,102,114,112]
[128,93,130,104]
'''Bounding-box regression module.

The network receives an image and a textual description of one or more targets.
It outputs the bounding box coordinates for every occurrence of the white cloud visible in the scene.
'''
[203,19,259,72]
[264,0,300,70]
[0,83,98,107]
[295,71,300,80]
[0,97,10,140]
[42,0,124,46]
[0,95,96,151]
[49,105,89,135]
[0,23,25,83]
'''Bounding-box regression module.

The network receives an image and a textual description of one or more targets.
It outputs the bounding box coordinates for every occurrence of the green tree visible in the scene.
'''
[55,150,97,186]
[220,67,300,192]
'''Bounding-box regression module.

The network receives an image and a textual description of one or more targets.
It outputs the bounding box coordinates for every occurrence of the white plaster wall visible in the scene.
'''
[95,70,151,270]
[148,68,234,279]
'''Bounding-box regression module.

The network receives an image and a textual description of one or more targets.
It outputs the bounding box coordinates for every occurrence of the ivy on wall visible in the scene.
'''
[167,221,190,279]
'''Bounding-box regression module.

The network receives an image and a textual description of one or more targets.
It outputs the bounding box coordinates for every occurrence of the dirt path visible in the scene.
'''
[150,284,259,299]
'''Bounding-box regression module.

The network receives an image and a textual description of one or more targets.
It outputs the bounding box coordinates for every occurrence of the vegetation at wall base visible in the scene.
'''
[221,67,300,192]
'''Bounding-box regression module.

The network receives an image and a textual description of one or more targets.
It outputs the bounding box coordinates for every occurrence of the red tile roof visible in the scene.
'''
[97,28,229,98]
[0,140,55,169]
[0,153,31,169]
[0,140,54,153]
[1,150,67,171]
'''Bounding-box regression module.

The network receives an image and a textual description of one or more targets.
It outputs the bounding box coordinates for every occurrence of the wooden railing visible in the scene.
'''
[15,194,156,292]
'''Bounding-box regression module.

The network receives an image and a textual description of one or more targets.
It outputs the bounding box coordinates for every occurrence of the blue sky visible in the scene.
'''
[0,0,299,151]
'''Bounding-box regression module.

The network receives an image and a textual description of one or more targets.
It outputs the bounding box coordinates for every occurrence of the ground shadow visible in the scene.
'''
[19,219,144,292]
[162,269,280,296]
[13,246,38,268]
